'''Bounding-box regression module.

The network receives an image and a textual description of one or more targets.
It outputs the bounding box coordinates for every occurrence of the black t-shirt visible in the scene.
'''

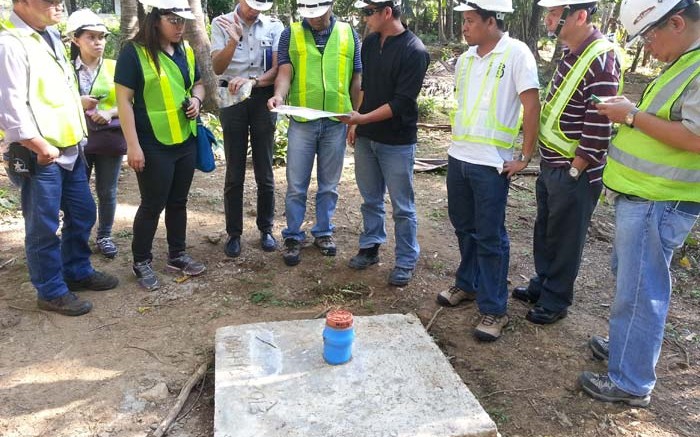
[114,42,201,149]
[356,30,429,145]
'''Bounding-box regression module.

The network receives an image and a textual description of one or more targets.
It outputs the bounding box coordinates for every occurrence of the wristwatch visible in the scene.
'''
[249,76,259,87]
[518,153,532,163]
[625,108,640,128]
[569,166,581,180]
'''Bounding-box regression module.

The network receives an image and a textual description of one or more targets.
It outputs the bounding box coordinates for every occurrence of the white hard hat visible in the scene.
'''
[620,0,696,40]
[454,0,514,13]
[354,0,401,9]
[138,0,196,19]
[66,9,110,35]
[297,0,333,18]
[537,0,598,7]
[243,0,274,12]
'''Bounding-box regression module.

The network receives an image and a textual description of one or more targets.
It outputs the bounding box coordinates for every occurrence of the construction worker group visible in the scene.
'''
[1,0,699,408]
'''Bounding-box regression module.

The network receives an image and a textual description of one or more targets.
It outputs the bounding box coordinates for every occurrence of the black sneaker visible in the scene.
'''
[167,253,206,276]
[579,371,651,407]
[37,292,92,316]
[313,235,336,256]
[348,244,380,270]
[589,335,609,360]
[65,271,119,291]
[283,238,301,266]
[133,260,160,290]
[96,237,118,259]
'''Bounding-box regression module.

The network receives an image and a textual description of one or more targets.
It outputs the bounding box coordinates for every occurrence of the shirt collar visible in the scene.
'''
[302,15,336,34]
[464,32,511,58]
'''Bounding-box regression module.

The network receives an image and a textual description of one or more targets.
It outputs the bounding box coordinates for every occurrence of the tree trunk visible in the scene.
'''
[447,1,454,40]
[186,0,217,112]
[524,2,542,61]
[438,0,446,43]
[118,0,139,50]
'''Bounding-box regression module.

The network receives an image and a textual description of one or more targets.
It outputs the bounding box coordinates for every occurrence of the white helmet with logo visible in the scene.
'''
[297,0,334,18]
[354,0,401,9]
[66,9,110,35]
[454,0,514,13]
[620,0,696,40]
[243,0,274,12]
[138,0,196,19]
[537,0,598,6]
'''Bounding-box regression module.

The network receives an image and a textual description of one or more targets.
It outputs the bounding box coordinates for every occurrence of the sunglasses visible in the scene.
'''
[165,16,187,26]
[360,7,384,17]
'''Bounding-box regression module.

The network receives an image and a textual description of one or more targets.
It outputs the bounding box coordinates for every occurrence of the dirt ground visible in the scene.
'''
[1,67,699,437]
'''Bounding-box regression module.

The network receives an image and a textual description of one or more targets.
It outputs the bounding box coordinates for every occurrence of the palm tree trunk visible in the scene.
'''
[186,0,217,112]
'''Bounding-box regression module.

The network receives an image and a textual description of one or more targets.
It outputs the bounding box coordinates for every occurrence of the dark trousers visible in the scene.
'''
[132,137,195,263]
[220,86,276,237]
[529,164,602,312]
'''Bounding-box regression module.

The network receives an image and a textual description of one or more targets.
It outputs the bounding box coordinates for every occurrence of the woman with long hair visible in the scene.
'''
[67,9,126,260]
[115,0,206,290]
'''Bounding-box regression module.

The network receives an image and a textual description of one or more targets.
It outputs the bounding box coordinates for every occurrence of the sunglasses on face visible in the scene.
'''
[165,16,187,26]
[360,7,383,17]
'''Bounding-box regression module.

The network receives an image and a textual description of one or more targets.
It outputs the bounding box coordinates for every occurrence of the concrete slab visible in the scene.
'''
[215,313,497,437]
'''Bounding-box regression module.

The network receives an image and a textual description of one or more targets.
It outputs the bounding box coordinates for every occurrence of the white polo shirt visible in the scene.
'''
[448,33,539,173]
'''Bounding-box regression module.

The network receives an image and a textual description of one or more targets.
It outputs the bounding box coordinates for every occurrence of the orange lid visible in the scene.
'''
[326,310,353,329]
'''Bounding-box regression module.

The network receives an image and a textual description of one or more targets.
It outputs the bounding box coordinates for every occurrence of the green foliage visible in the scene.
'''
[0,187,19,215]
[417,96,438,118]
[274,116,289,165]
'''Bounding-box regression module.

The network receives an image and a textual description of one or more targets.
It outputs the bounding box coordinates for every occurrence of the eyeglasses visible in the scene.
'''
[41,0,64,6]
[360,7,383,17]
[165,16,187,26]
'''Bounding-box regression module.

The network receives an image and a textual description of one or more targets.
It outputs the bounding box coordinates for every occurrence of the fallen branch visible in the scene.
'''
[89,322,119,332]
[0,257,16,269]
[425,307,444,332]
[125,345,168,365]
[416,122,450,131]
[147,358,211,437]
[313,307,331,319]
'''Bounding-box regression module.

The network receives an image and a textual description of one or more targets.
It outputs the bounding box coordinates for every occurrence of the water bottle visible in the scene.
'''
[323,310,355,365]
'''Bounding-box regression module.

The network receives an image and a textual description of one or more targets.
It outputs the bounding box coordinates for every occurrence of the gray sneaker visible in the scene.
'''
[437,286,477,307]
[167,253,206,276]
[579,371,651,407]
[589,335,609,360]
[133,260,160,290]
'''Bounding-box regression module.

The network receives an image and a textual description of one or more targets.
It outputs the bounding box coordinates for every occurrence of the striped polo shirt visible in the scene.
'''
[540,29,621,185]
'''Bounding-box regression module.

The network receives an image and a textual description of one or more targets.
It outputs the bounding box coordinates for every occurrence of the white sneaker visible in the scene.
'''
[436,286,476,307]
[474,313,509,342]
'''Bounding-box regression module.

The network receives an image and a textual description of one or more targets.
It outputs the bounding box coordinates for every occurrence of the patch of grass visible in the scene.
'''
[114,229,133,239]
[250,291,273,305]
[0,188,19,214]
[486,408,509,425]
[428,207,448,221]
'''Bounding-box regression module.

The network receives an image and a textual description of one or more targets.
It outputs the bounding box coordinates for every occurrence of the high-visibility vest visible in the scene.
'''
[0,20,85,147]
[603,48,700,202]
[288,21,354,122]
[539,38,616,158]
[451,45,519,148]
[89,58,117,113]
[134,42,197,145]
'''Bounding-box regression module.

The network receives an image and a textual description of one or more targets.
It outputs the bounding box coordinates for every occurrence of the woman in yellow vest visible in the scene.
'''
[115,0,206,290]
[67,9,126,260]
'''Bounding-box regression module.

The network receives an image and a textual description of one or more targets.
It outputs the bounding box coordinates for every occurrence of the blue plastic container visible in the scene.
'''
[323,310,355,365]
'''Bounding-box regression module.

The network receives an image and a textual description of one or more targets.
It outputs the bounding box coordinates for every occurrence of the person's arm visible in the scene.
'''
[504,89,540,177]
[597,96,700,153]
[268,63,292,109]
[116,84,144,172]
[256,52,278,88]
[211,14,243,76]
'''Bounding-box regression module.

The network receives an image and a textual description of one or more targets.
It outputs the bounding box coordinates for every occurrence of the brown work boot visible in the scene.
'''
[474,313,509,342]
[437,286,476,307]
[37,292,92,316]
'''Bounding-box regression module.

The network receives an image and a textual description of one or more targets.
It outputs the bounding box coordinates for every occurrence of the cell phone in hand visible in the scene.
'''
[591,94,603,104]
[93,94,107,100]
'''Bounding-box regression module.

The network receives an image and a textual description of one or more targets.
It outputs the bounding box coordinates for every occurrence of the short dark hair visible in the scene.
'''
[473,8,506,31]
[373,2,401,19]
[685,2,700,22]
[570,2,597,24]
[70,29,86,61]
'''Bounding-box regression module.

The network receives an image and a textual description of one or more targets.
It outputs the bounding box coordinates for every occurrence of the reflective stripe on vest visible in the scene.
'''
[288,21,354,122]
[450,46,518,148]
[90,58,117,113]
[603,48,700,202]
[135,42,196,145]
[0,21,85,147]
[539,38,615,158]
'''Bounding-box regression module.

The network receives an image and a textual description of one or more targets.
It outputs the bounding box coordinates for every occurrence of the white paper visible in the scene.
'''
[270,105,351,120]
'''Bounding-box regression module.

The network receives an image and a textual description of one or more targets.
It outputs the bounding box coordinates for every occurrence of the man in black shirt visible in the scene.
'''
[341,0,430,286]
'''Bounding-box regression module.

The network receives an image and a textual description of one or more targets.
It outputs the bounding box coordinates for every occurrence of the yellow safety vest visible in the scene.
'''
[539,38,616,158]
[89,58,117,113]
[0,20,85,147]
[603,48,700,202]
[451,46,519,148]
[134,42,197,145]
[288,21,354,122]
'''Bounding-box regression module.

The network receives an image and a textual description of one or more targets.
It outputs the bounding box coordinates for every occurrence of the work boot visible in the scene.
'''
[589,335,609,360]
[437,286,476,307]
[579,371,651,407]
[283,238,301,266]
[37,292,92,316]
[474,313,509,342]
[313,235,336,256]
[348,244,380,270]
[65,271,119,292]
[388,267,413,287]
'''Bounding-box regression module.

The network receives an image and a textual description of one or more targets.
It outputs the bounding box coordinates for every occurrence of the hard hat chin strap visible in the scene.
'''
[551,5,570,39]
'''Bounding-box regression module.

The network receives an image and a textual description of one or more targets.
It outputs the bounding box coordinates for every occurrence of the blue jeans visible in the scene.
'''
[86,153,122,239]
[608,196,700,396]
[354,136,419,269]
[20,155,96,300]
[447,157,509,315]
[282,119,347,241]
